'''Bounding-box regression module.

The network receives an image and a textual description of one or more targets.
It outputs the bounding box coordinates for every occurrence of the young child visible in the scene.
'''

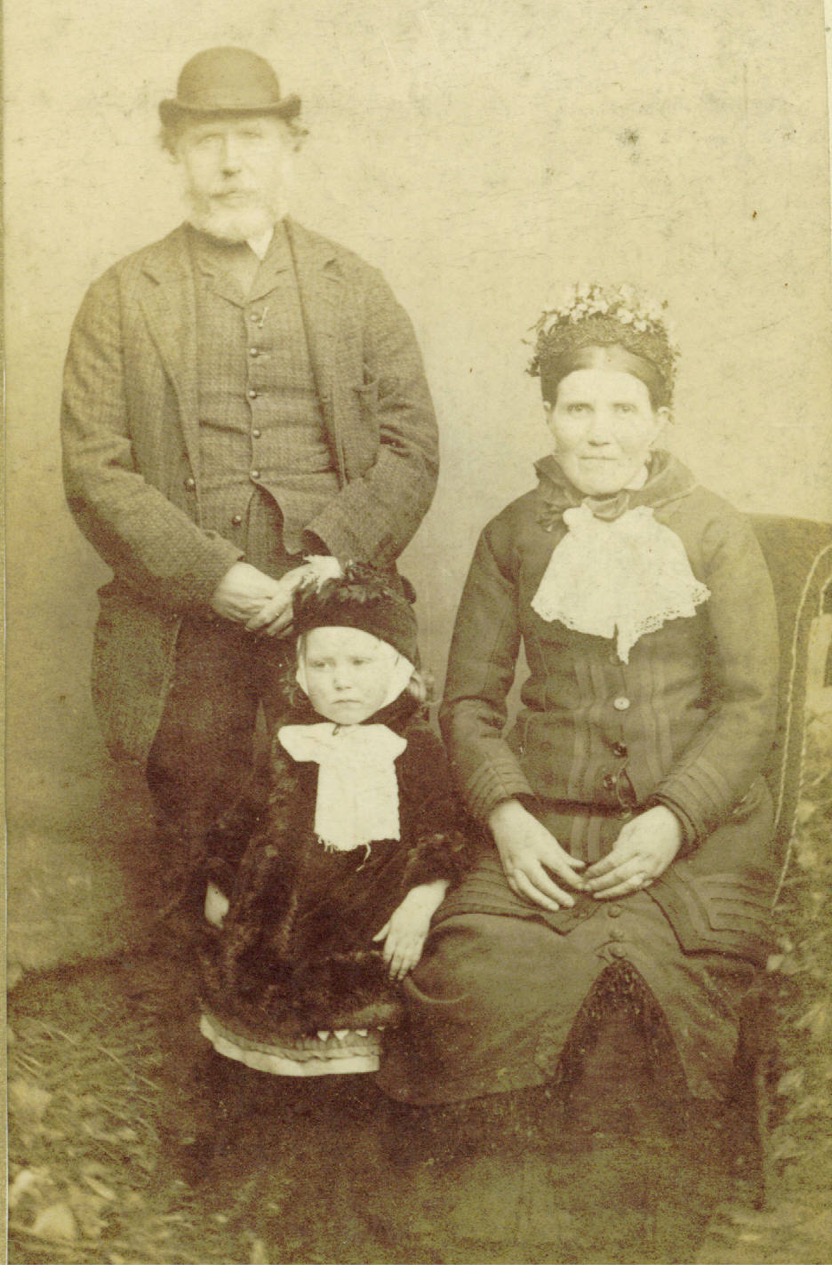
[198,564,470,1078]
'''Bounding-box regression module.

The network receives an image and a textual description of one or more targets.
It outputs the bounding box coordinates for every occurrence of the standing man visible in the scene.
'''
[62,47,439,922]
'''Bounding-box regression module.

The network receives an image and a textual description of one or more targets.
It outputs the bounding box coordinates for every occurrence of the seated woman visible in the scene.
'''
[379,283,780,1142]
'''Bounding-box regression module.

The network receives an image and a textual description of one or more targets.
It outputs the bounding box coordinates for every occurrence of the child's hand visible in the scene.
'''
[373,881,448,981]
[204,882,230,927]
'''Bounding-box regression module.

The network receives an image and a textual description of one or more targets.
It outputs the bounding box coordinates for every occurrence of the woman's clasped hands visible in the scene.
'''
[489,799,683,907]
[583,805,683,899]
[488,800,585,909]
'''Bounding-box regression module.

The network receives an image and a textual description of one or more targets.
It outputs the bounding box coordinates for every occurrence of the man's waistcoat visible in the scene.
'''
[191,224,339,575]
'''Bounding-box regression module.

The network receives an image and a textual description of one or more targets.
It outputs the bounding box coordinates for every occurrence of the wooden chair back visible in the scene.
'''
[749,515,832,903]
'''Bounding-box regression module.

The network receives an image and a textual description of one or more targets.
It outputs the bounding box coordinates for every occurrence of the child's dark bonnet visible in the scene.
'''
[293,563,419,665]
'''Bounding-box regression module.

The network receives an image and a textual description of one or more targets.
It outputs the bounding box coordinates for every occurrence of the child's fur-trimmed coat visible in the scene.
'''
[200,692,471,1040]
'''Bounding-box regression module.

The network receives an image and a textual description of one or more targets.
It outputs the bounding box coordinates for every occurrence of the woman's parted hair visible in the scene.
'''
[528,284,678,409]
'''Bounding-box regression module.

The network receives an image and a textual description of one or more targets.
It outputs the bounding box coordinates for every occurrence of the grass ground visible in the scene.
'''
[7,712,832,1264]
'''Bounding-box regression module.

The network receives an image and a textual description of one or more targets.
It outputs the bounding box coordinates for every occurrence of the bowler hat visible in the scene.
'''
[159,47,301,127]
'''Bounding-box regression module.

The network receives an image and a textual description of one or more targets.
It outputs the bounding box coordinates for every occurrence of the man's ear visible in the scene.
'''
[652,405,672,442]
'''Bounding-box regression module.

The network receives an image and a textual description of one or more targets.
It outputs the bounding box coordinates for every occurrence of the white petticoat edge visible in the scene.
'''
[199,1012,381,1077]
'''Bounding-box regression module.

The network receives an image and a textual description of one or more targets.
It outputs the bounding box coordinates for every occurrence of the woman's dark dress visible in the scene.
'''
[379,452,780,1104]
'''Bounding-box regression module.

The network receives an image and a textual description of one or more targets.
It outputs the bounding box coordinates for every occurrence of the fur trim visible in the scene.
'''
[205,946,400,1039]
[401,829,476,892]
[203,771,269,895]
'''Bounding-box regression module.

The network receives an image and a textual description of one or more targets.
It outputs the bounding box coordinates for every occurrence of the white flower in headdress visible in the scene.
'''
[527,281,680,397]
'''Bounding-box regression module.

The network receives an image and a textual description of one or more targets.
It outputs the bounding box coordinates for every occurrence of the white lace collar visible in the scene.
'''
[531,503,710,661]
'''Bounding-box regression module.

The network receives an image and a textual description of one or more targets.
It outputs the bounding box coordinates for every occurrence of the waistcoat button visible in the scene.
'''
[613,696,631,712]
[231,514,243,527]
[612,741,628,757]
[250,469,261,481]
[184,477,196,490]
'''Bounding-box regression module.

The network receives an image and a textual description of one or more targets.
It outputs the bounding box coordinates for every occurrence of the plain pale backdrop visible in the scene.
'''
[5,0,832,967]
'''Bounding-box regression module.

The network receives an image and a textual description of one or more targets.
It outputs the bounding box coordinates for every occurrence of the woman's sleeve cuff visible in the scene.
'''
[463,756,535,825]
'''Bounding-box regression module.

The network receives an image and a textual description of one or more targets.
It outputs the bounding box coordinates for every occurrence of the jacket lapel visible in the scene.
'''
[136,220,351,487]
[138,226,202,479]
[285,218,347,484]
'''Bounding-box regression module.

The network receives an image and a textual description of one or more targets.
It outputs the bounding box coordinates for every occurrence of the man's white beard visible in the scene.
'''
[185,190,287,242]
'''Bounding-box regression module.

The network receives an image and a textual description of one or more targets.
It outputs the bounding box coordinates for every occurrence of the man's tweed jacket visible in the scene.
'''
[61,219,439,763]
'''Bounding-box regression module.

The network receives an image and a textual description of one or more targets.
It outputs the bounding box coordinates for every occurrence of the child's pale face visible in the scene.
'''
[301,627,402,725]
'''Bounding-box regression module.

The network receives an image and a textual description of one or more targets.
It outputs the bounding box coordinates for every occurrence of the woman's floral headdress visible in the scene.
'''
[528,283,678,402]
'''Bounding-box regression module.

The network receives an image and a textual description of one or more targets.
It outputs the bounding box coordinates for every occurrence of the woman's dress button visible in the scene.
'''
[607,904,623,918]
[613,696,631,711]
